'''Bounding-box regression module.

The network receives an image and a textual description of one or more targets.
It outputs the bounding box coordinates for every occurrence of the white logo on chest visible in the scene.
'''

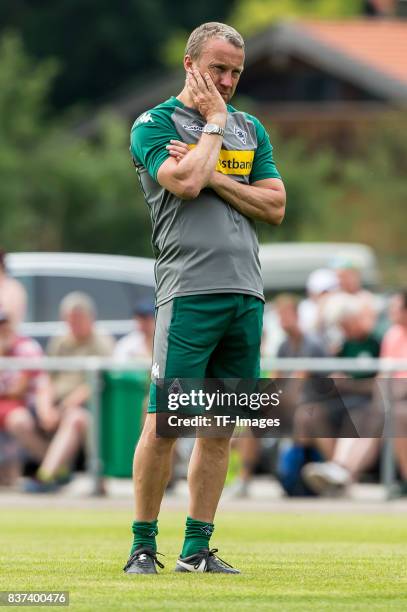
[234,125,247,145]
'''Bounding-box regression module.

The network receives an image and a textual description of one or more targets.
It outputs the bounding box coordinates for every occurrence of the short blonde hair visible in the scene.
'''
[60,292,96,318]
[185,22,244,61]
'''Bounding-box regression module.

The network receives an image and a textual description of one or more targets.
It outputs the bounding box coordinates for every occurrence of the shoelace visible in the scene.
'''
[123,548,165,571]
[195,548,234,570]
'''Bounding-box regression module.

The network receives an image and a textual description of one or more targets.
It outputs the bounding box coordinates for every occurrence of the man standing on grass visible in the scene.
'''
[124,22,285,574]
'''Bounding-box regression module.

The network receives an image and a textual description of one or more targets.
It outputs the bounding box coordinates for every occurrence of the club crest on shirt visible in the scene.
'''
[234,125,247,145]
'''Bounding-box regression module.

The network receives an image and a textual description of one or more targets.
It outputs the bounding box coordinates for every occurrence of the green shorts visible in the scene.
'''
[148,293,264,413]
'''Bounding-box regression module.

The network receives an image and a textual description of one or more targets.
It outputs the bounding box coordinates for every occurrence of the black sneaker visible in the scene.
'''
[123,547,164,575]
[175,548,240,574]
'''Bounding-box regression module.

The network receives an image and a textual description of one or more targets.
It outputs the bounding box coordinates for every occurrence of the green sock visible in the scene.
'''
[181,516,214,558]
[130,520,158,554]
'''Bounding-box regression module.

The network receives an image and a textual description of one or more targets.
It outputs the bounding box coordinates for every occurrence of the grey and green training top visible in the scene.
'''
[130,96,281,307]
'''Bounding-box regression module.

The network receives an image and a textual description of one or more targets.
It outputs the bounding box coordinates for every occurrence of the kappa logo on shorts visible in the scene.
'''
[136,112,153,125]
[151,362,160,379]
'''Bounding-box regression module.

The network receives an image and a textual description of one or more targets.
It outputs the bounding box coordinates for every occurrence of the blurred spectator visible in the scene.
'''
[321,258,377,353]
[274,294,328,496]
[114,301,155,361]
[381,290,407,376]
[301,295,381,495]
[381,289,407,496]
[298,268,338,340]
[276,294,328,366]
[332,256,372,299]
[0,309,48,484]
[229,294,327,498]
[24,292,115,493]
[335,294,380,366]
[0,249,27,328]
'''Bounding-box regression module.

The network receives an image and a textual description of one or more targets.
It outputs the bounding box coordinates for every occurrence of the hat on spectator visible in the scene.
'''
[330,255,359,270]
[306,268,338,295]
[133,301,155,317]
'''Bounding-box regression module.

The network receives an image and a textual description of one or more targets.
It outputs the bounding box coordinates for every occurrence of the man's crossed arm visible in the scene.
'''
[208,171,285,226]
[164,139,286,226]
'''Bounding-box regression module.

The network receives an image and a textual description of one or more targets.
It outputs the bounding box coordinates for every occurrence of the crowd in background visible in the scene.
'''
[0,247,406,497]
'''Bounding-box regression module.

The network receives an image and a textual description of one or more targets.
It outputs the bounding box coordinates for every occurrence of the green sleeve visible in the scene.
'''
[130,108,180,181]
[247,115,281,184]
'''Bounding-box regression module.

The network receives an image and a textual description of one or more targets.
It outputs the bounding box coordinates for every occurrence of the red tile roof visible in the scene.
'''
[300,20,407,85]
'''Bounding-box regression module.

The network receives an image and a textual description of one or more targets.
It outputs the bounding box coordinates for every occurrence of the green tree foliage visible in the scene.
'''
[0,33,151,256]
[0,0,235,110]
[330,115,407,284]
[1,32,405,286]
[231,0,363,35]
[256,133,339,245]
[262,113,407,285]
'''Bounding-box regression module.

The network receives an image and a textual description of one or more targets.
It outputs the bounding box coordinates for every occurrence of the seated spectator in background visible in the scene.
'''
[229,294,328,498]
[382,290,407,376]
[114,301,155,362]
[302,295,381,495]
[0,310,48,484]
[298,268,338,341]
[24,292,115,493]
[277,294,328,364]
[273,294,329,496]
[321,258,377,354]
[335,294,380,365]
[0,249,27,328]
[380,289,407,496]
[331,255,374,301]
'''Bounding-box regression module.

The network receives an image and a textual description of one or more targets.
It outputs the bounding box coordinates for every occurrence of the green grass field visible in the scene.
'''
[0,508,406,611]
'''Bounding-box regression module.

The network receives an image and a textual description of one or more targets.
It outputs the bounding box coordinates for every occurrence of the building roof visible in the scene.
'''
[301,20,407,86]
[247,19,407,101]
[76,19,407,136]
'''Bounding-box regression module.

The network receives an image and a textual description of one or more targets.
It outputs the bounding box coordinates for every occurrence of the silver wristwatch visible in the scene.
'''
[203,123,225,137]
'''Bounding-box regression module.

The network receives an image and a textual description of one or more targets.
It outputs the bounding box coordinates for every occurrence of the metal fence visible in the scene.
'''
[1,356,407,498]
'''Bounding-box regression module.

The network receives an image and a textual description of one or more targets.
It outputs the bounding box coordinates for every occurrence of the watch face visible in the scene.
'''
[205,124,222,134]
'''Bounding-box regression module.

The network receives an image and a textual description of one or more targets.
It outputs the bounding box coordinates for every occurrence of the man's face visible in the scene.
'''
[388,294,403,325]
[277,303,299,335]
[190,38,244,103]
[136,314,155,339]
[65,308,93,341]
[340,315,364,340]
[337,268,361,294]
[389,294,407,326]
